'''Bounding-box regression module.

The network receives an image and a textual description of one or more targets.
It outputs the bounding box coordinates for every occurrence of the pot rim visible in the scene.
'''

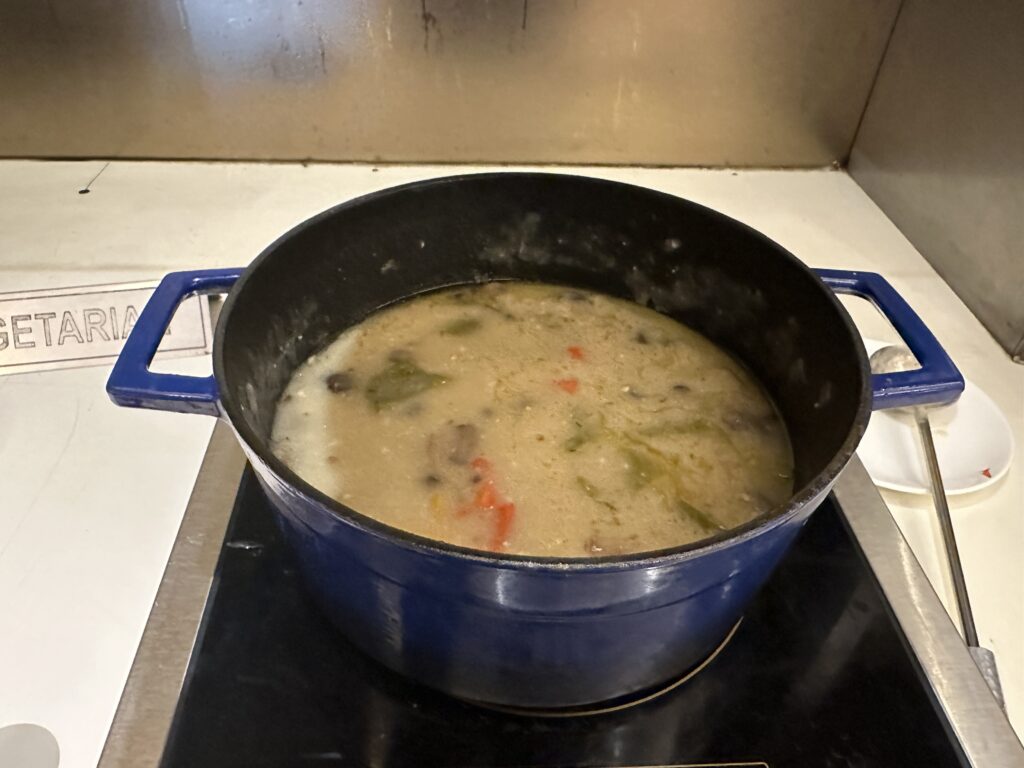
[213,172,872,571]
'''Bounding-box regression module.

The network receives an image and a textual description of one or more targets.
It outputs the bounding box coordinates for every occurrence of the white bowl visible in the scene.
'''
[857,339,1014,495]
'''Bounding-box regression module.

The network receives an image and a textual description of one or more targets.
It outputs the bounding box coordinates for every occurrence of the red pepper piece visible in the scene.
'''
[474,482,497,508]
[567,346,584,360]
[490,502,516,551]
[982,467,993,478]
[464,454,517,551]
[555,378,579,394]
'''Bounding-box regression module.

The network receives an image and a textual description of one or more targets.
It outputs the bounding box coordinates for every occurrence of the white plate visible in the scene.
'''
[857,339,1015,495]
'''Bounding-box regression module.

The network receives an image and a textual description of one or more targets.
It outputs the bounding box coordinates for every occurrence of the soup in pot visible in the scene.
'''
[271,282,793,557]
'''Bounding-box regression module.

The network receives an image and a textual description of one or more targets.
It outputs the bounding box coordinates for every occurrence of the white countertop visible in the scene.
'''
[1,160,1021,767]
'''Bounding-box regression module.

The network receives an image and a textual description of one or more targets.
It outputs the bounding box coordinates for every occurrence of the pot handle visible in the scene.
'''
[106,268,242,416]
[815,269,964,410]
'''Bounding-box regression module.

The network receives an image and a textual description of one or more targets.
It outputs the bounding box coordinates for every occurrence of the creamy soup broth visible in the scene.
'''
[271,282,794,557]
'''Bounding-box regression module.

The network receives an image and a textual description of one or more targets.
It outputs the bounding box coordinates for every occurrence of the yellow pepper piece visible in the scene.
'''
[429,493,445,521]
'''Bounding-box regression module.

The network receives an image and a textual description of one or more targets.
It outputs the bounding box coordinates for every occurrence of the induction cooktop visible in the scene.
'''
[98,425,1020,768]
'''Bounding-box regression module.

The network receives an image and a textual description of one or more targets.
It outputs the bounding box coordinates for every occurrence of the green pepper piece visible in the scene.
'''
[639,417,717,437]
[576,476,621,523]
[365,359,447,410]
[440,317,482,336]
[676,497,726,533]
[621,447,661,489]
[564,429,588,452]
[576,475,600,498]
[564,408,603,452]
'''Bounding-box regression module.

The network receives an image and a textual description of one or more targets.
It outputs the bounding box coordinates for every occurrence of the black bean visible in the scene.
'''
[672,383,691,393]
[471,474,482,484]
[634,330,649,344]
[427,423,481,468]
[449,424,480,464]
[423,474,441,486]
[325,372,354,393]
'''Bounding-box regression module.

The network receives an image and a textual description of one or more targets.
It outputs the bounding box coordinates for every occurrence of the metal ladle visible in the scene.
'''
[869,345,1004,708]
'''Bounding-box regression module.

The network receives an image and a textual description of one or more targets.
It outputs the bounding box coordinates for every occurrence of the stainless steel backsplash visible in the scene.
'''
[850,0,1024,361]
[0,0,898,167]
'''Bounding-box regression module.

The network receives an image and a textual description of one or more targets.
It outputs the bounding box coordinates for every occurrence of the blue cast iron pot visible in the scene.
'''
[106,174,962,708]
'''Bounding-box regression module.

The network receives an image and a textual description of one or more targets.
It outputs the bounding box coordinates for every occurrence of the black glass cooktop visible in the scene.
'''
[159,468,967,767]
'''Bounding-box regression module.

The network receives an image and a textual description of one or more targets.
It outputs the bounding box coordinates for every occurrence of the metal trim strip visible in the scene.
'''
[834,459,1024,767]
[97,423,246,768]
